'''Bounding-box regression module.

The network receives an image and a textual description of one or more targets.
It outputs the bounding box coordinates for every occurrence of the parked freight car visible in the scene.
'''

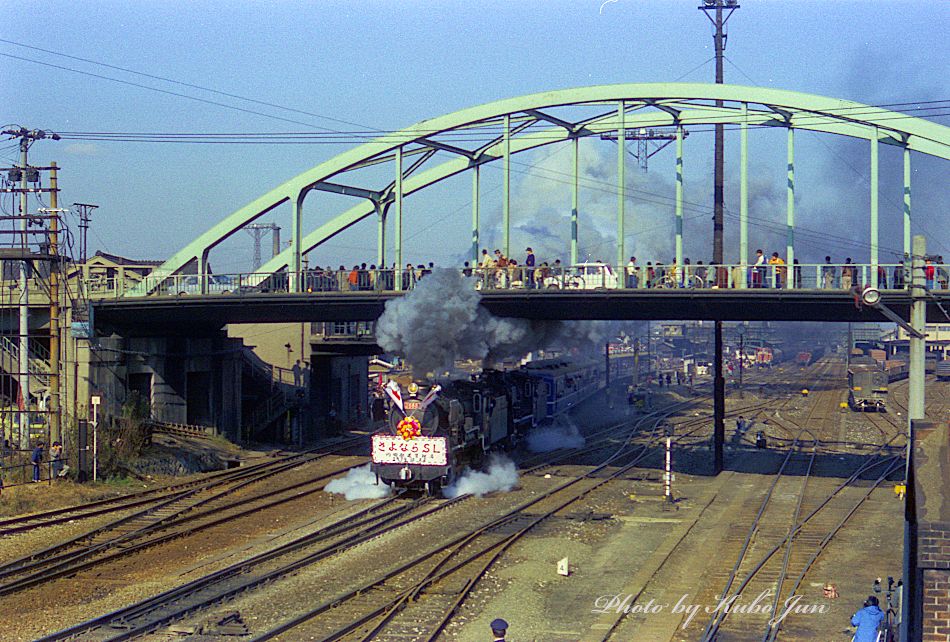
[848,364,889,411]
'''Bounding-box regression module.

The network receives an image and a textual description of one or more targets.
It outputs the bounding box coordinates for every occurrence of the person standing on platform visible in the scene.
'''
[754,249,766,288]
[925,258,935,289]
[893,260,906,289]
[769,252,786,288]
[524,248,536,288]
[626,256,638,288]
[822,256,836,289]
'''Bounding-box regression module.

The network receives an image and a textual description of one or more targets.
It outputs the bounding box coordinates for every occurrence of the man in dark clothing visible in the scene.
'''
[490,618,508,641]
[31,441,44,482]
[850,595,884,642]
[524,248,536,288]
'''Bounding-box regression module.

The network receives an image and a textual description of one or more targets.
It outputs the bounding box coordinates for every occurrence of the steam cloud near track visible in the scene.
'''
[375,269,610,375]
[527,415,586,452]
[325,464,392,500]
[443,454,519,498]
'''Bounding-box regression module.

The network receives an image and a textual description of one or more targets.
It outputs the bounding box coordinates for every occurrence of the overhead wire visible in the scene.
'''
[0,38,378,133]
[4,40,945,264]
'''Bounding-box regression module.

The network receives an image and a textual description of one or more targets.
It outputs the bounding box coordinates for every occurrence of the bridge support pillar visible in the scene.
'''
[472,163,480,265]
[739,102,748,288]
[616,101,626,273]
[571,136,579,266]
[308,353,369,440]
[870,127,879,288]
[786,126,795,286]
[394,146,403,291]
[503,114,511,258]
[675,124,683,270]
[376,202,386,269]
[902,234,927,639]
[903,145,911,260]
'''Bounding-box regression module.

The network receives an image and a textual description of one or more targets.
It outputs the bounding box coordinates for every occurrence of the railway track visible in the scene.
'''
[245,411,679,642]
[44,397,690,641]
[0,451,367,598]
[691,368,905,642]
[36,360,847,640]
[0,436,364,536]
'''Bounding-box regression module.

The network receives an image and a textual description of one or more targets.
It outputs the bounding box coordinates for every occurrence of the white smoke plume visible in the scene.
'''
[443,454,519,498]
[324,464,392,500]
[527,415,586,452]
[375,268,611,375]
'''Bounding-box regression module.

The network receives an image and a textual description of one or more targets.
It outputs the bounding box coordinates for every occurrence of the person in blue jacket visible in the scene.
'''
[31,441,44,482]
[851,595,884,642]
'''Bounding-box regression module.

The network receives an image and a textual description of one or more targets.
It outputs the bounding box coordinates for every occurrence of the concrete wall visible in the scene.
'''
[228,322,309,370]
[308,352,368,439]
[88,333,244,440]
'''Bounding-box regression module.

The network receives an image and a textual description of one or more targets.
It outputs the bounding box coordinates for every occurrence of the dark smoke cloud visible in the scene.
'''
[375,269,612,375]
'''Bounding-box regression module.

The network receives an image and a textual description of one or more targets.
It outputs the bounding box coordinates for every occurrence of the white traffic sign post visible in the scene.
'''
[90,395,100,482]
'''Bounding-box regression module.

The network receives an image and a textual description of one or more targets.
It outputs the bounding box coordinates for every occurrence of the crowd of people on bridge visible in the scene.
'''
[262,249,948,294]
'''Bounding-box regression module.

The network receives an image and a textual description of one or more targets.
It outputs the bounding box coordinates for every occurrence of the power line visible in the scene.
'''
[0,38,379,132]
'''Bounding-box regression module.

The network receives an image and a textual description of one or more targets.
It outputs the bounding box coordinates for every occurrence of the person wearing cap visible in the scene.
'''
[523,248,536,289]
[850,595,884,642]
[490,618,508,641]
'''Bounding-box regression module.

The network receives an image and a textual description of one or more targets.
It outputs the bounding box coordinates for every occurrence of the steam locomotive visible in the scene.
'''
[371,355,636,495]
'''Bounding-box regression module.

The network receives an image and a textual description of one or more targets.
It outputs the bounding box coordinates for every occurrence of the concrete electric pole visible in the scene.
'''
[699,0,740,475]
[72,203,99,263]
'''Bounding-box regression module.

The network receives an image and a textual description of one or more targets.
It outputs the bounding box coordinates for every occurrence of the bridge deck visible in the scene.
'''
[91,289,950,335]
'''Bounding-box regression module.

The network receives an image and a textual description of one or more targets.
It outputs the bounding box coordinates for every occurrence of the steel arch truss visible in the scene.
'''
[129,82,950,296]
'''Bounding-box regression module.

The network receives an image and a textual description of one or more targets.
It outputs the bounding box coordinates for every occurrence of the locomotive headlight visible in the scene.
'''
[861,287,882,306]
[408,382,419,396]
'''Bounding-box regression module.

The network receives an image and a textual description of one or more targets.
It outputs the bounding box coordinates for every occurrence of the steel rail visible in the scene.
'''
[702,360,831,641]
[764,459,905,642]
[0,436,364,535]
[700,450,903,642]
[0,452,343,593]
[250,406,695,641]
[34,494,436,641]
[699,364,840,641]
[0,460,365,597]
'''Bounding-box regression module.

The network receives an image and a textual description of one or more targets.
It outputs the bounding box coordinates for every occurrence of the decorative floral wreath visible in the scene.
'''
[396,416,422,441]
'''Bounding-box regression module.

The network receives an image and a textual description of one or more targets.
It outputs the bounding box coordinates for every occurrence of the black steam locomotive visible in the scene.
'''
[371,356,634,495]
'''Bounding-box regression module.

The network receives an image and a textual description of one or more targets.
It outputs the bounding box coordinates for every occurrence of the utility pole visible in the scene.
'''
[699,0,740,475]
[48,165,63,446]
[2,127,60,448]
[72,203,98,263]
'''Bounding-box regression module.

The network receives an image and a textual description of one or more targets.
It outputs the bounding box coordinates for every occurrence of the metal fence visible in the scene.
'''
[83,262,950,299]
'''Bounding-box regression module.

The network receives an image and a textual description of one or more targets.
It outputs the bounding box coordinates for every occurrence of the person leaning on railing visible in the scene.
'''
[893,261,906,288]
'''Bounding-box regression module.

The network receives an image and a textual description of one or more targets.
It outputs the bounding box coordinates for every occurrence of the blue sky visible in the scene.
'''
[1,0,948,272]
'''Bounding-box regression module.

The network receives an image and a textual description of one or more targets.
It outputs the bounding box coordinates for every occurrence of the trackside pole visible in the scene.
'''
[665,435,673,502]
[713,321,725,473]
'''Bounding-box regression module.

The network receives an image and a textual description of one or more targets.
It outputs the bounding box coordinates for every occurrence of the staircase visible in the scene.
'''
[240,349,304,437]
[0,336,50,398]
[245,388,298,433]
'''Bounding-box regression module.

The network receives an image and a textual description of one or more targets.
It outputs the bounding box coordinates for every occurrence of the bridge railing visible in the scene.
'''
[89,262,950,299]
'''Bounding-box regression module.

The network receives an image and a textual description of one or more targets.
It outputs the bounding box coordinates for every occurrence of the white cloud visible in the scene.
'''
[64,143,100,156]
